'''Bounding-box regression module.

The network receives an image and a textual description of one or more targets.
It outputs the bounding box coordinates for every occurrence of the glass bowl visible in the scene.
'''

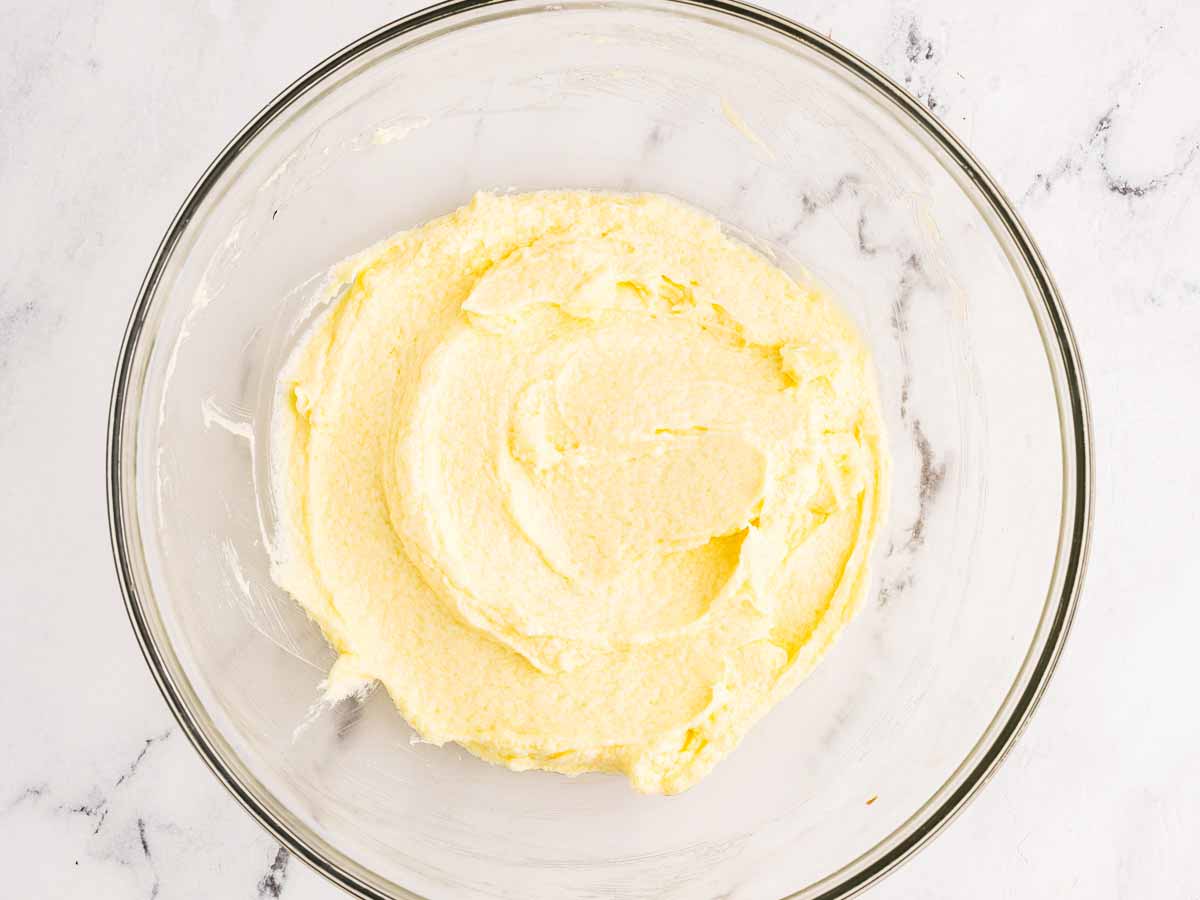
[107,1,1092,897]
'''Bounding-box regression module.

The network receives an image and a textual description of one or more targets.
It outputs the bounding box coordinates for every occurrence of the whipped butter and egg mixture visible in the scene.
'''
[272,191,888,794]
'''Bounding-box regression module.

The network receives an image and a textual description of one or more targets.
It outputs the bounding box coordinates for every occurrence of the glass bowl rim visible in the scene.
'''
[106,1,1094,897]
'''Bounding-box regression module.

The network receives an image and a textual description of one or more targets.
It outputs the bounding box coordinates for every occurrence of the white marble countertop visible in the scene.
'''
[3,0,1197,896]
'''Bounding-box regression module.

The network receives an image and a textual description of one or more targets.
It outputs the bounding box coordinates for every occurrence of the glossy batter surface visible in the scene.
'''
[273,191,888,793]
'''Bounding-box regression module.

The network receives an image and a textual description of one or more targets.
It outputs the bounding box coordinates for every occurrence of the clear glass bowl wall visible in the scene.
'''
[109,2,1090,898]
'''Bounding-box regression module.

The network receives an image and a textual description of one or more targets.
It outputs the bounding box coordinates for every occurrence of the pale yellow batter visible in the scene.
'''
[273,191,887,794]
